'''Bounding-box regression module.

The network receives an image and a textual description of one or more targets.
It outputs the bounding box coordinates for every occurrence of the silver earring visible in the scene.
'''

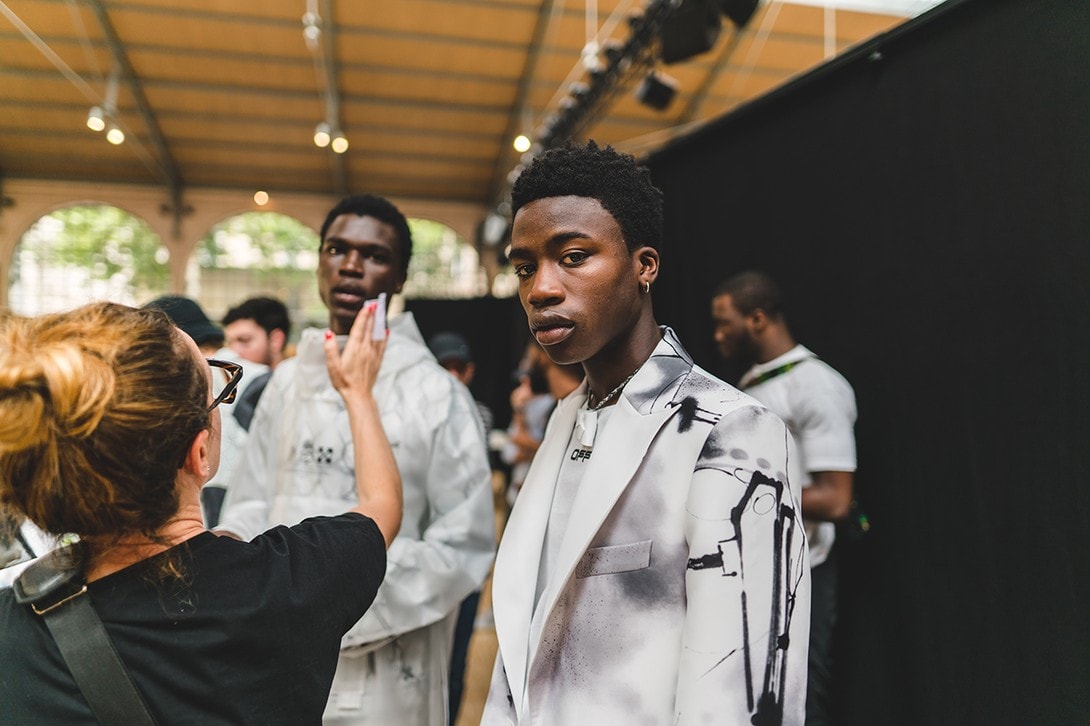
[642,280,651,294]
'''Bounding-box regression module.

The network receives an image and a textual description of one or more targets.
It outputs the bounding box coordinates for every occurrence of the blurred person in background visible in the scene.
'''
[427,330,493,726]
[712,270,858,726]
[223,295,293,431]
[223,295,292,371]
[501,343,555,507]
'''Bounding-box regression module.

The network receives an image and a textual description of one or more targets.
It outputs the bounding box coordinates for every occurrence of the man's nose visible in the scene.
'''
[339,249,365,276]
[526,266,562,308]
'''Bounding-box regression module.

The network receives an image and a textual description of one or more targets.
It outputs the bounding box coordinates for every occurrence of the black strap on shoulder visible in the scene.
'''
[14,545,158,726]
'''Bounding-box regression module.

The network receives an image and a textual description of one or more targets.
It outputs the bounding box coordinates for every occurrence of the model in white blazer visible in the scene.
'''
[485,327,811,725]
[488,141,810,725]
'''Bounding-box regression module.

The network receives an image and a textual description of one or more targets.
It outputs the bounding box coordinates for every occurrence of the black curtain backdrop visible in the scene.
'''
[644,0,1090,723]
[404,295,527,430]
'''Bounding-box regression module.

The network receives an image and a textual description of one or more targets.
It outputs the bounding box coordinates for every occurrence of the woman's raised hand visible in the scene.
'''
[324,302,388,400]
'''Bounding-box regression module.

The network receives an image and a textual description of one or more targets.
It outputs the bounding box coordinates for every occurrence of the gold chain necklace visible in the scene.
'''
[586,371,637,411]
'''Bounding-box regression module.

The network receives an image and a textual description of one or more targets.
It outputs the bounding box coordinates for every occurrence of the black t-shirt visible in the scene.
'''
[0,513,386,725]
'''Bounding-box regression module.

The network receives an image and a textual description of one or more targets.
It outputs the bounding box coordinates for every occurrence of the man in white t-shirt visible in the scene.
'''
[712,270,857,726]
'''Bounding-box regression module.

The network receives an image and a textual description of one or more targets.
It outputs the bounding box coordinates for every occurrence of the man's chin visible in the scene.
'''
[329,309,360,334]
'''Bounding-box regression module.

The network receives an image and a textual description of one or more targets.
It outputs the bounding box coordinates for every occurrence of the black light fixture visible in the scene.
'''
[636,70,678,110]
[718,0,760,30]
[659,0,722,64]
[487,0,723,242]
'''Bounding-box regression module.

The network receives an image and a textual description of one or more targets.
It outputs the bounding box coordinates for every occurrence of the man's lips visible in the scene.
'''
[331,288,367,307]
[531,316,575,346]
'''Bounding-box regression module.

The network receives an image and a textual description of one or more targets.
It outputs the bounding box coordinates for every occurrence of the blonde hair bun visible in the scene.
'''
[0,325,115,453]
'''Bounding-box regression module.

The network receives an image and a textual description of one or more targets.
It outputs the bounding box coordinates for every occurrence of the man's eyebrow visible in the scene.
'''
[508,230,591,261]
[548,231,591,245]
[321,237,391,250]
[510,230,589,251]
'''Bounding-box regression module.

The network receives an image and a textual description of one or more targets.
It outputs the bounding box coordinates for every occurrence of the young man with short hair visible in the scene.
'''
[219,195,495,726]
[223,296,292,370]
[712,270,858,726]
[484,143,811,725]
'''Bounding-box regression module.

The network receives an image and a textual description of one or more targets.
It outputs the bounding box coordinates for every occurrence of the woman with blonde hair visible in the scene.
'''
[0,300,400,724]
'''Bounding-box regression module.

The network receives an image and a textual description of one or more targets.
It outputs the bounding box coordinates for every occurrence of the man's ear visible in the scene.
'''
[183,429,212,479]
[270,328,287,354]
[635,246,660,286]
[748,308,770,334]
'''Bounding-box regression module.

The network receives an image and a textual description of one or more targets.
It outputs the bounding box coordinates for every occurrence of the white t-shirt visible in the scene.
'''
[741,344,857,567]
[531,404,616,628]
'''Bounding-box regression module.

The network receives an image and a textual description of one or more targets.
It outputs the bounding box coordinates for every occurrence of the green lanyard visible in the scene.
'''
[742,358,811,389]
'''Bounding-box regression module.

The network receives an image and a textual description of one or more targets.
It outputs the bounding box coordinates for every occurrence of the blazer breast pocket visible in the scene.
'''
[575,540,652,578]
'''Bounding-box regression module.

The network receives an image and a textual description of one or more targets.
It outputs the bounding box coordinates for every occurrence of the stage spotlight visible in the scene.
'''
[635,70,678,111]
[719,0,760,29]
[514,134,532,153]
[660,0,722,64]
[331,131,349,154]
[313,122,331,148]
[105,122,125,145]
[86,106,106,132]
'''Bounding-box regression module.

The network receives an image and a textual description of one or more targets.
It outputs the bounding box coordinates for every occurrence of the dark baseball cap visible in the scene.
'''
[428,331,473,364]
[144,295,224,348]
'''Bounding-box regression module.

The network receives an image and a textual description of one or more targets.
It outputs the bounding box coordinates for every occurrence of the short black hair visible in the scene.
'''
[223,296,291,339]
[319,194,413,276]
[714,270,784,319]
[511,141,663,252]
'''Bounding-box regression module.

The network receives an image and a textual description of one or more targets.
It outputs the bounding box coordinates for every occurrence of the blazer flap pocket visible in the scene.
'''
[575,540,652,578]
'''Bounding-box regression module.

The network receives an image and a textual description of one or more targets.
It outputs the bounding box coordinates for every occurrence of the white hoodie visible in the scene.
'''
[219,312,495,725]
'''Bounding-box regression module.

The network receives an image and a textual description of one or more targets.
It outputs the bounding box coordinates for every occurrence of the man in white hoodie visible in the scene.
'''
[218,195,495,725]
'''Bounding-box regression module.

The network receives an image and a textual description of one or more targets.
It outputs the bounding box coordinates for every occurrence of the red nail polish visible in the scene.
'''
[324,329,334,340]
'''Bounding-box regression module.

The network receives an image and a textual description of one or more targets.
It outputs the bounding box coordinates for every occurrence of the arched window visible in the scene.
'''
[403,218,488,299]
[190,211,323,330]
[8,204,168,315]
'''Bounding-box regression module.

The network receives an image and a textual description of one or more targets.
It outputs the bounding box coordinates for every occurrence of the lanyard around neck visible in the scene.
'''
[742,357,813,390]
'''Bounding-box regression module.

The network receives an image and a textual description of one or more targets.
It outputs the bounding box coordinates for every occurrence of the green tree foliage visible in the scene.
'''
[23,204,168,290]
[405,218,483,298]
[9,205,169,315]
[198,212,319,271]
[195,212,324,325]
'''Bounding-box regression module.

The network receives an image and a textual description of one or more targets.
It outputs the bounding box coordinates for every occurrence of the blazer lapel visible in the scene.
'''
[493,388,585,721]
[544,328,696,597]
[502,328,699,716]
[532,392,676,639]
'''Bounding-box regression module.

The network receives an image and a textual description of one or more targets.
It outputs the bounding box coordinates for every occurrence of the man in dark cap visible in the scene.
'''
[144,294,227,354]
[428,331,494,434]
